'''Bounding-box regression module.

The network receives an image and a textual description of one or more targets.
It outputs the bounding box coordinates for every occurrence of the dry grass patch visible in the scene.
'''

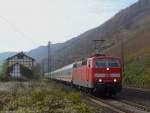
[0,80,93,113]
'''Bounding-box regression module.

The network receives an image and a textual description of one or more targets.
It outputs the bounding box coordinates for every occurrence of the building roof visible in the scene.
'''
[6,52,35,61]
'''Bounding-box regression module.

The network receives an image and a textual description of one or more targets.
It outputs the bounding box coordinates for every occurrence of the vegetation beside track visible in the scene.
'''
[0,80,93,113]
[124,56,150,88]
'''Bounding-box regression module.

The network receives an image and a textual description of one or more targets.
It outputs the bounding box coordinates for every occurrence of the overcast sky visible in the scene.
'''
[0,0,137,52]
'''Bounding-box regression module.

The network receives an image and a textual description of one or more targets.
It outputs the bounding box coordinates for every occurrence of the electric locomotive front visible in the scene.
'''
[92,55,122,95]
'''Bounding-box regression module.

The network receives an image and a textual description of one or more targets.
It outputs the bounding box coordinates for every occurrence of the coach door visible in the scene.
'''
[86,60,91,87]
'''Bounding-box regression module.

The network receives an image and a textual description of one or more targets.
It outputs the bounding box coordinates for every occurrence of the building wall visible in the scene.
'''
[10,64,21,77]
[8,56,33,69]
[7,53,34,77]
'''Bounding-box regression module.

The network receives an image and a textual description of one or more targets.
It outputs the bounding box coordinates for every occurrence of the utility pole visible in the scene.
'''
[93,39,106,54]
[121,38,125,73]
[48,41,51,79]
[118,28,125,73]
[42,60,45,76]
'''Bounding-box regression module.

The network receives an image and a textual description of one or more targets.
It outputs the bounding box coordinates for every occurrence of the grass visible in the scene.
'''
[0,80,93,113]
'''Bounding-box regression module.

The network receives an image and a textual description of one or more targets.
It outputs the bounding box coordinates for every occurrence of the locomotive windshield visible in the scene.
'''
[96,59,120,68]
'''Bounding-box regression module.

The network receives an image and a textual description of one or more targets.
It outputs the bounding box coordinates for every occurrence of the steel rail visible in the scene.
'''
[86,96,126,113]
[119,99,150,112]
[86,94,150,113]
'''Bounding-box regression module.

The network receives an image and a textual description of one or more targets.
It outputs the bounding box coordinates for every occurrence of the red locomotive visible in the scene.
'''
[45,54,122,96]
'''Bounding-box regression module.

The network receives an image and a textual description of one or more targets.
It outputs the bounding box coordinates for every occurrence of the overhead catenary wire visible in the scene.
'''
[0,15,38,46]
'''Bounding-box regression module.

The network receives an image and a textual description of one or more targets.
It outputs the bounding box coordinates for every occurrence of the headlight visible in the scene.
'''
[111,73,120,77]
[95,73,105,77]
[114,78,117,82]
[99,79,103,83]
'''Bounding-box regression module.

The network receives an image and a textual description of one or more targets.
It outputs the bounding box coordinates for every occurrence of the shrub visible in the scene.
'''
[124,56,150,87]
[0,62,9,81]
[1,81,92,113]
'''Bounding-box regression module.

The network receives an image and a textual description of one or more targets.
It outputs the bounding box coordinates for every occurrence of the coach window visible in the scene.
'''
[82,60,87,65]
[73,64,77,68]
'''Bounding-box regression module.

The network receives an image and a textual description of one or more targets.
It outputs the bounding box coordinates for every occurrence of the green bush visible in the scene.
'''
[124,56,150,87]
[0,62,10,81]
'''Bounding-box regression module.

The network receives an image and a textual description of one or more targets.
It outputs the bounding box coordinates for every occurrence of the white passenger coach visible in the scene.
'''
[45,63,74,83]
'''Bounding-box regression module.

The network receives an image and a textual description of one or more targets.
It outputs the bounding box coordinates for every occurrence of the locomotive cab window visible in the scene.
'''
[95,60,107,68]
[108,59,120,67]
[95,59,120,68]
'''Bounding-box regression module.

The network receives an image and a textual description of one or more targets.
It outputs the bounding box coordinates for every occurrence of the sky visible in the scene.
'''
[0,0,138,52]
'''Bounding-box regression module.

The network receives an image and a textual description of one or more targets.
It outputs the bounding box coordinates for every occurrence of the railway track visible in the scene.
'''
[119,99,150,112]
[86,95,150,113]
[124,87,150,92]
[49,80,150,113]
[117,87,150,108]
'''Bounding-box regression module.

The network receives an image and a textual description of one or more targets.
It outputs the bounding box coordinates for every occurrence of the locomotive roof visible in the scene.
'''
[89,54,120,59]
